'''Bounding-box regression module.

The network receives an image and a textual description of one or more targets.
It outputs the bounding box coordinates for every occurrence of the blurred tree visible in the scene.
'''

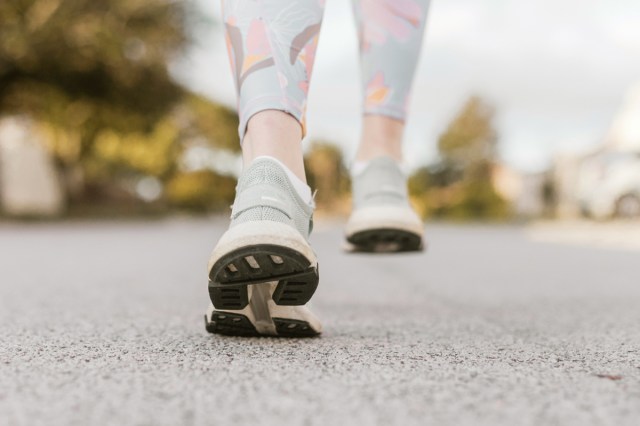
[179,94,240,153]
[0,0,241,212]
[438,96,497,179]
[303,141,350,212]
[408,165,434,195]
[410,96,509,220]
[0,0,186,136]
[165,169,236,212]
[541,172,557,218]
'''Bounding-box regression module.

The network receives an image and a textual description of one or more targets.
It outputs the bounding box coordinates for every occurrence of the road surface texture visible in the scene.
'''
[1,218,639,426]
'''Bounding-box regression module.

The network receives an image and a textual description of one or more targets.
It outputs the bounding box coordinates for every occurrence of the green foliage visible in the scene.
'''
[0,0,187,124]
[438,96,497,172]
[165,170,236,212]
[0,0,188,164]
[408,166,433,195]
[410,96,510,220]
[303,141,350,211]
[445,180,509,220]
[180,95,240,153]
[89,118,179,179]
[0,0,241,213]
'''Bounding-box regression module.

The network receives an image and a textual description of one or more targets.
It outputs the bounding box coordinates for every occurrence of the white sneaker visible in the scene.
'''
[205,157,322,337]
[345,156,424,252]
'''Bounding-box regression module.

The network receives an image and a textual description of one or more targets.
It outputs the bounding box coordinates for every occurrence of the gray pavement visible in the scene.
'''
[1,218,639,426]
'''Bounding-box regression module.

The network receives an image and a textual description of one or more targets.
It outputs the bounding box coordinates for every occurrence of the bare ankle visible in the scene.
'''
[243,110,307,182]
[355,115,405,163]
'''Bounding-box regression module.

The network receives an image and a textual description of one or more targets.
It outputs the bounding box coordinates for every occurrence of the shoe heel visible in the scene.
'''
[209,244,319,308]
[209,267,318,309]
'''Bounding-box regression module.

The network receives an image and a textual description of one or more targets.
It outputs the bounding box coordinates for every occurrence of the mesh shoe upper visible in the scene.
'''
[230,157,315,240]
[351,156,410,211]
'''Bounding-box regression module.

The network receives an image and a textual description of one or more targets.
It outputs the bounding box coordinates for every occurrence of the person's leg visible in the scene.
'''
[223,0,324,181]
[205,0,325,337]
[352,0,430,163]
[357,116,404,162]
[346,0,429,252]
[242,111,305,181]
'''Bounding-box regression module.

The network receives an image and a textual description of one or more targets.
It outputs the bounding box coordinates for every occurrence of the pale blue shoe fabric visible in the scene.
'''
[230,157,315,240]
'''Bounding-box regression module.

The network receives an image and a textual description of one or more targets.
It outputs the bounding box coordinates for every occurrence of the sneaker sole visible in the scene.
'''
[204,312,321,338]
[204,311,261,337]
[345,206,425,253]
[204,283,322,337]
[347,228,424,253]
[208,244,319,309]
[207,222,318,310]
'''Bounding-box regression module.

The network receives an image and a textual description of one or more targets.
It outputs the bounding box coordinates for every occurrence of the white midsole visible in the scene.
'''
[206,221,321,336]
[207,221,317,273]
[267,300,322,333]
[345,205,424,237]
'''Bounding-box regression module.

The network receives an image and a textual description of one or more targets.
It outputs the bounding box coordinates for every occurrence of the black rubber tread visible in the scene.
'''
[347,228,423,253]
[208,285,250,311]
[272,318,320,337]
[204,313,320,338]
[208,244,318,310]
[204,312,260,337]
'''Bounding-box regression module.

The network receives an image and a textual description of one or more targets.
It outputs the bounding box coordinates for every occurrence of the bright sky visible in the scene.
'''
[173,0,640,172]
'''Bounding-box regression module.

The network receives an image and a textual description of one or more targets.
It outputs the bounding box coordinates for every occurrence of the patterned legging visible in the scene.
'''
[222,0,430,141]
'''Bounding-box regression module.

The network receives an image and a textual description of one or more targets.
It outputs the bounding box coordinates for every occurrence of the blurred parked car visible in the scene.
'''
[578,151,640,219]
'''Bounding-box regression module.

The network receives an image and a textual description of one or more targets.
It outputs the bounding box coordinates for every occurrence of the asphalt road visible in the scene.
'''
[1,218,639,426]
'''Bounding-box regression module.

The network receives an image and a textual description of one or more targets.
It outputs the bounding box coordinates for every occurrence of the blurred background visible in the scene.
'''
[2,4,640,422]
[1,0,639,222]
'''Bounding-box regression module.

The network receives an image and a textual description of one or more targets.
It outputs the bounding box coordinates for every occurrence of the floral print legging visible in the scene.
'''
[222,0,430,141]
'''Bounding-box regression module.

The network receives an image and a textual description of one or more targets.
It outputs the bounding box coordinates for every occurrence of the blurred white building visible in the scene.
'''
[605,83,640,152]
[554,83,640,219]
[492,165,549,218]
[0,117,65,217]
